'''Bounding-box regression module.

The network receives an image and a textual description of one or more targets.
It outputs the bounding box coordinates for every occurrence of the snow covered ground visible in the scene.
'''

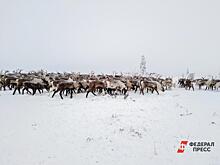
[0,88,220,165]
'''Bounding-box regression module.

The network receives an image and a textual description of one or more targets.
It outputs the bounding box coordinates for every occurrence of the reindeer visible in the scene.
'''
[106,79,127,96]
[140,80,165,95]
[184,79,194,90]
[78,80,89,93]
[205,79,216,90]
[22,78,50,95]
[214,81,220,90]
[51,79,81,99]
[2,76,17,90]
[195,78,207,89]
[13,78,30,95]
[162,78,173,90]
[178,78,185,88]
[125,79,133,91]
[131,80,141,93]
[0,75,4,90]
[0,81,3,90]
[86,80,107,98]
[13,77,49,95]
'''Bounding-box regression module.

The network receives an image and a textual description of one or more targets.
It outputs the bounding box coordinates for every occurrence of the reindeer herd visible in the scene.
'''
[0,70,219,99]
[178,78,220,91]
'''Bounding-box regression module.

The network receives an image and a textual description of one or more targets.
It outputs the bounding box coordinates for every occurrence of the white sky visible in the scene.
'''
[0,0,220,75]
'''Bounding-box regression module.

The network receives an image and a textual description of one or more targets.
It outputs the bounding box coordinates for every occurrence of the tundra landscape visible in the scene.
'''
[1,0,220,164]
[0,70,220,164]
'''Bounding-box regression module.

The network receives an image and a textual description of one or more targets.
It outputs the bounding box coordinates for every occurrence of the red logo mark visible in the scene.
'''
[177,141,188,153]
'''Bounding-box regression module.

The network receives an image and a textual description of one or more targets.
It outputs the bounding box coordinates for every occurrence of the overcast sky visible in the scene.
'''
[0,0,219,75]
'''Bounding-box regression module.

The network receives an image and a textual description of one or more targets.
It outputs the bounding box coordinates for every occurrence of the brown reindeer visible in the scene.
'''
[22,79,50,95]
[140,80,165,95]
[51,81,80,99]
[13,78,30,95]
[2,76,17,90]
[86,80,107,98]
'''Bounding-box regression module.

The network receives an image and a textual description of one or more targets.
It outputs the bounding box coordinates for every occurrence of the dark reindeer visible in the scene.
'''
[86,80,107,98]
[51,81,80,99]
[184,79,194,90]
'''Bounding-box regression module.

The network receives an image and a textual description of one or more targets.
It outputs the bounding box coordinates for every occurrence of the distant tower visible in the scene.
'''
[140,55,146,75]
[186,67,189,75]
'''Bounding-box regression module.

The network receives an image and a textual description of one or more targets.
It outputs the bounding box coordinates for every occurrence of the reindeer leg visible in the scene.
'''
[59,90,63,99]
[18,87,21,94]
[12,88,17,95]
[111,89,114,95]
[32,89,36,95]
[121,89,124,95]
[147,88,149,93]
[99,88,102,94]
[52,90,58,98]
[22,88,25,94]
[134,86,137,93]
[70,90,73,98]
[110,89,113,95]
[106,88,110,95]
[125,89,127,95]
[27,89,32,94]
[86,91,90,98]
[151,89,154,93]
[92,90,97,96]
[123,89,127,95]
